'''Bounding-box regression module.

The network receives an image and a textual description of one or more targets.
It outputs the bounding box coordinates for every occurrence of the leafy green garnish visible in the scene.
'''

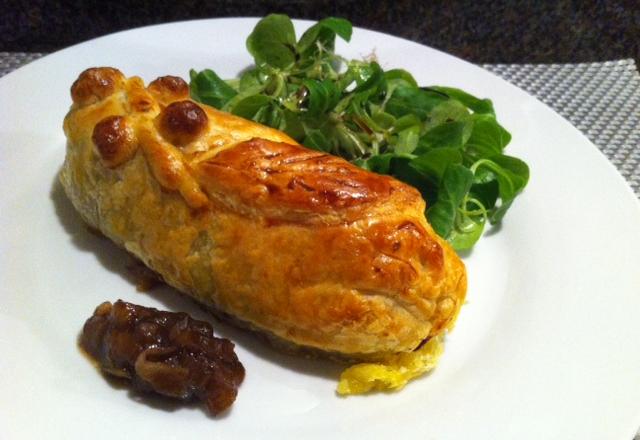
[189,14,529,250]
[189,69,237,108]
[246,14,298,69]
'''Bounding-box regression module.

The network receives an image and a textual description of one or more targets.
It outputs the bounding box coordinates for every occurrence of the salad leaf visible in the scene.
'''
[410,148,463,184]
[189,69,237,108]
[448,216,486,251]
[395,125,420,154]
[419,120,470,151]
[229,95,272,119]
[471,154,530,223]
[298,17,352,53]
[189,15,530,250]
[239,69,263,90]
[302,79,341,117]
[304,128,333,152]
[465,114,512,159]
[427,165,474,238]
[384,69,418,88]
[429,86,495,115]
[246,14,297,69]
[385,86,449,119]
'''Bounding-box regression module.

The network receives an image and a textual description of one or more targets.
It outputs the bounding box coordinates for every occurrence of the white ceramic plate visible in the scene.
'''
[1,18,640,440]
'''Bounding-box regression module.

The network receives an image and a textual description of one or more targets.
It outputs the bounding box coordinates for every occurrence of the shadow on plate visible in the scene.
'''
[50,171,144,287]
[51,174,344,384]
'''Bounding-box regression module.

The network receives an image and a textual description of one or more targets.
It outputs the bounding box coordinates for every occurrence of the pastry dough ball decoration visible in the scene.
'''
[148,76,190,106]
[158,100,209,146]
[71,67,125,107]
[92,115,137,168]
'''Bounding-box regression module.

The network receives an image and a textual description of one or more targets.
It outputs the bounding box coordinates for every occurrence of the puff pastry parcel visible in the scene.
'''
[60,67,467,359]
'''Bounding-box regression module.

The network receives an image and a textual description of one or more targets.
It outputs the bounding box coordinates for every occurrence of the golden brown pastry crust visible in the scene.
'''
[60,67,467,359]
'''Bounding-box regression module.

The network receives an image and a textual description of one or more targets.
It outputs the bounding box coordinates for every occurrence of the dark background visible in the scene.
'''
[2,0,639,65]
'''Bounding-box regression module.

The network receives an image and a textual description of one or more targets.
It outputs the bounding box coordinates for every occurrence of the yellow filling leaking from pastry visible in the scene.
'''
[336,336,444,395]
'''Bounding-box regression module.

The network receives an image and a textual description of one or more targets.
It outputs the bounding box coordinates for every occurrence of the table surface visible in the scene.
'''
[3,1,639,65]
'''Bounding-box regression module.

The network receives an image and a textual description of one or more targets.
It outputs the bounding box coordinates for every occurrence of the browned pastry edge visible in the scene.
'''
[61,67,467,358]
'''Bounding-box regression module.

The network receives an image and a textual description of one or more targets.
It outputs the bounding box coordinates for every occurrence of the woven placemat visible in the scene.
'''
[484,60,640,197]
[2,52,639,198]
[0,51,46,77]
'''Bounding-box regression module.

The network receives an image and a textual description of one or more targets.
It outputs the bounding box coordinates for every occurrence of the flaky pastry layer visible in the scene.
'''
[60,67,467,358]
